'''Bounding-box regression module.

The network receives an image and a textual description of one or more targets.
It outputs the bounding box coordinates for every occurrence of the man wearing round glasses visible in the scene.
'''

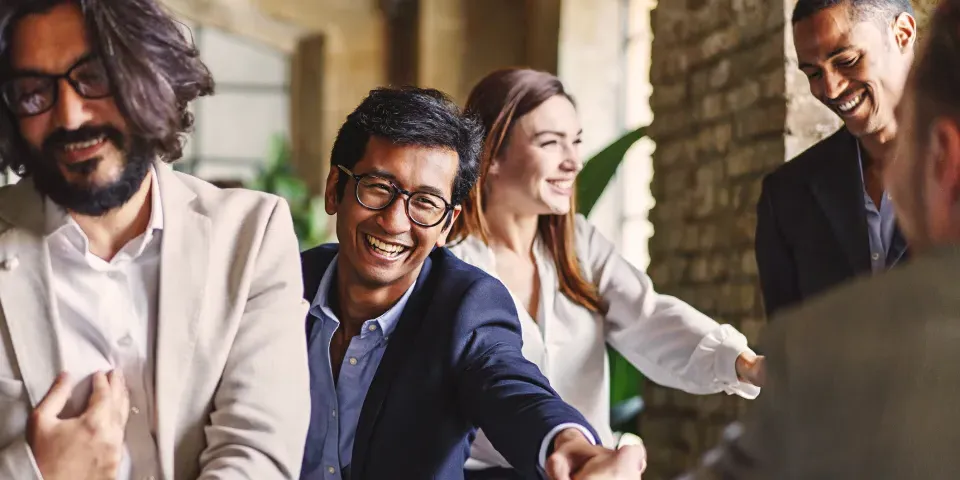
[299,86,646,480]
[0,1,310,479]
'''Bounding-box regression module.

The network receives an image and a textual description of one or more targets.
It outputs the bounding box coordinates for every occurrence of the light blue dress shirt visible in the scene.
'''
[300,254,596,479]
[301,254,416,480]
[855,142,896,273]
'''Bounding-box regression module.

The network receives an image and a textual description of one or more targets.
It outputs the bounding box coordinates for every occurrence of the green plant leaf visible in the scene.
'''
[576,126,647,216]
[273,176,308,204]
[246,133,336,251]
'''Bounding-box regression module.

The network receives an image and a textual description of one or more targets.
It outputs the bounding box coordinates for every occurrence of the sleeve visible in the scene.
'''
[573,216,759,399]
[755,175,801,319]
[0,437,41,479]
[198,198,312,479]
[453,275,599,478]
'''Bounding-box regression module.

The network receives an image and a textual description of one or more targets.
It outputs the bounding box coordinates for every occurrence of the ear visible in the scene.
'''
[893,12,917,51]
[324,166,340,215]
[931,118,960,207]
[487,150,505,177]
[435,205,462,248]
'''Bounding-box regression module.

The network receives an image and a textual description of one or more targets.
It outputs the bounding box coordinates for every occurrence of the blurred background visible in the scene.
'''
[0,0,942,478]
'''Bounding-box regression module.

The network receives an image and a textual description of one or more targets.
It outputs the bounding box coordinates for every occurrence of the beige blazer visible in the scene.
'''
[680,245,960,480]
[0,162,311,479]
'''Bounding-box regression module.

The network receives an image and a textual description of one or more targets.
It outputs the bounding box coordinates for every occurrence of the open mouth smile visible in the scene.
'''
[364,233,410,259]
[833,90,866,117]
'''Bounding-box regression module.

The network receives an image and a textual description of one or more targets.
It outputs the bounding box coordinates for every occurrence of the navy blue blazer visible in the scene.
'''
[755,127,909,319]
[300,244,597,480]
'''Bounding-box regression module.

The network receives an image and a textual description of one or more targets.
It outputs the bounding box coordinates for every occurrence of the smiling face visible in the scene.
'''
[5,2,151,215]
[793,4,915,138]
[486,95,582,216]
[325,135,462,291]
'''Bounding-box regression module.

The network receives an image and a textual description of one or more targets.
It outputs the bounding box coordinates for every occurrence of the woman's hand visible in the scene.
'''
[735,352,766,387]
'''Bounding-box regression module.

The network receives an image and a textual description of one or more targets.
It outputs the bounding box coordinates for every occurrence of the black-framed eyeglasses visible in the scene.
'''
[0,55,112,118]
[337,165,453,227]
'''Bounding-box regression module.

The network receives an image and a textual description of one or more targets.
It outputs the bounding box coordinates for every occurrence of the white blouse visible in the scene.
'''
[449,214,760,470]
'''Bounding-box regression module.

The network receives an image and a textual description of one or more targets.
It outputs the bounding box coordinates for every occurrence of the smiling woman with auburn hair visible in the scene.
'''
[448,67,766,479]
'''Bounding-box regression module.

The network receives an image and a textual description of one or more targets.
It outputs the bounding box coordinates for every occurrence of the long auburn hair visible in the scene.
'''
[450,68,604,313]
[0,0,214,176]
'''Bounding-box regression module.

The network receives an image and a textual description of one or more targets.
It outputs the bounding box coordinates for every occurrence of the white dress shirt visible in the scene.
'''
[44,169,163,480]
[449,214,760,470]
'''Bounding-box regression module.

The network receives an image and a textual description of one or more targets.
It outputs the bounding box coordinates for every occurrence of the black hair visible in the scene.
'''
[792,0,915,26]
[0,0,214,176]
[330,86,483,209]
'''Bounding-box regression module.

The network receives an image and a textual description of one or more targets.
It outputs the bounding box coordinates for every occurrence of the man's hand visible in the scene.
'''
[545,428,646,480]
[735,352,766,387]
[26,370,130,480]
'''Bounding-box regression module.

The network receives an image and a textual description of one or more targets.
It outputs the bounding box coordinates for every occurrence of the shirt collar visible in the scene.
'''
[44,165,165,253]
[309,253,415,339]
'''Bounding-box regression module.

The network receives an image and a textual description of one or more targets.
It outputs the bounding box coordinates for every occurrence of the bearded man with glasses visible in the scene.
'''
[0,1,311,479]
[299,86,646,480]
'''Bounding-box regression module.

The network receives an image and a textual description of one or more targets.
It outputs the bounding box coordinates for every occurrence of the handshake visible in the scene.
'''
[546,429,648,480]
[26,371,130,480]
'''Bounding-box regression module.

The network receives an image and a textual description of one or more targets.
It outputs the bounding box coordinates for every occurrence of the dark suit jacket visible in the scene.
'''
[754,127,908,318]
[300,244,597,480]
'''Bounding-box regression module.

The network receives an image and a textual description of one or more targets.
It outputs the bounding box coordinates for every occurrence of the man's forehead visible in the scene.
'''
[795,13,852,47]
[793,6,885,57]
[361,139,459,195]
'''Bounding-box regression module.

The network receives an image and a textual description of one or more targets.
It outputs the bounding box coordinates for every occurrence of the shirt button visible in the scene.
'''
[131,406,141,415]
[118,335,133,347]
[332,409,337,417]
[871,253,880,260]
[368,324,377,332]
[327,466,336,474]
[0,256,18,271]
[349,357,358,365]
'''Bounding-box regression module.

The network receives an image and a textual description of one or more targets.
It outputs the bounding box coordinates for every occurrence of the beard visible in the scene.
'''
[29,125,154,217]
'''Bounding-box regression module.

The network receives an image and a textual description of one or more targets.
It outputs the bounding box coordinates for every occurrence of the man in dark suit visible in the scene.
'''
[755,0,916,318]
[679,3,960,477]
[298,86,645,480]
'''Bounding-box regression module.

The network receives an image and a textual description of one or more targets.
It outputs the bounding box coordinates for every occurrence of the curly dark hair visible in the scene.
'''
[330,86,483,208]
[0,0,214,176]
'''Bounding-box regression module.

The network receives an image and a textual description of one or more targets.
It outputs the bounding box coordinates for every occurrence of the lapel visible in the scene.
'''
[888,224,909,267]
[0,179,61,406]
[152,162,212,475]
[350,251,437,480]
[809,128,872,274]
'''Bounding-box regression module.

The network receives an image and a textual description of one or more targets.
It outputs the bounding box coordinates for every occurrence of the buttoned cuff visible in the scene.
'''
[538,423,597,470]
[708,325,761,399]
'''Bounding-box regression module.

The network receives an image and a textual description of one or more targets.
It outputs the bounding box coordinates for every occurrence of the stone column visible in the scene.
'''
[261,0,387,194]
[290,34,328,194]
[418,0,466,101]
[645,0,792,477]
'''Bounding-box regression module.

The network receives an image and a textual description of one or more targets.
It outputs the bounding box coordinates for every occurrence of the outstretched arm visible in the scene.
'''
[452,275,602,478]
[572,216,761,397]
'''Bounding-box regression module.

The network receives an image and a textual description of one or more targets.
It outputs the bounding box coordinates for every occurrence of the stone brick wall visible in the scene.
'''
[644,0,941,478]
[915,0,941,29]
[644,2,789,477]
